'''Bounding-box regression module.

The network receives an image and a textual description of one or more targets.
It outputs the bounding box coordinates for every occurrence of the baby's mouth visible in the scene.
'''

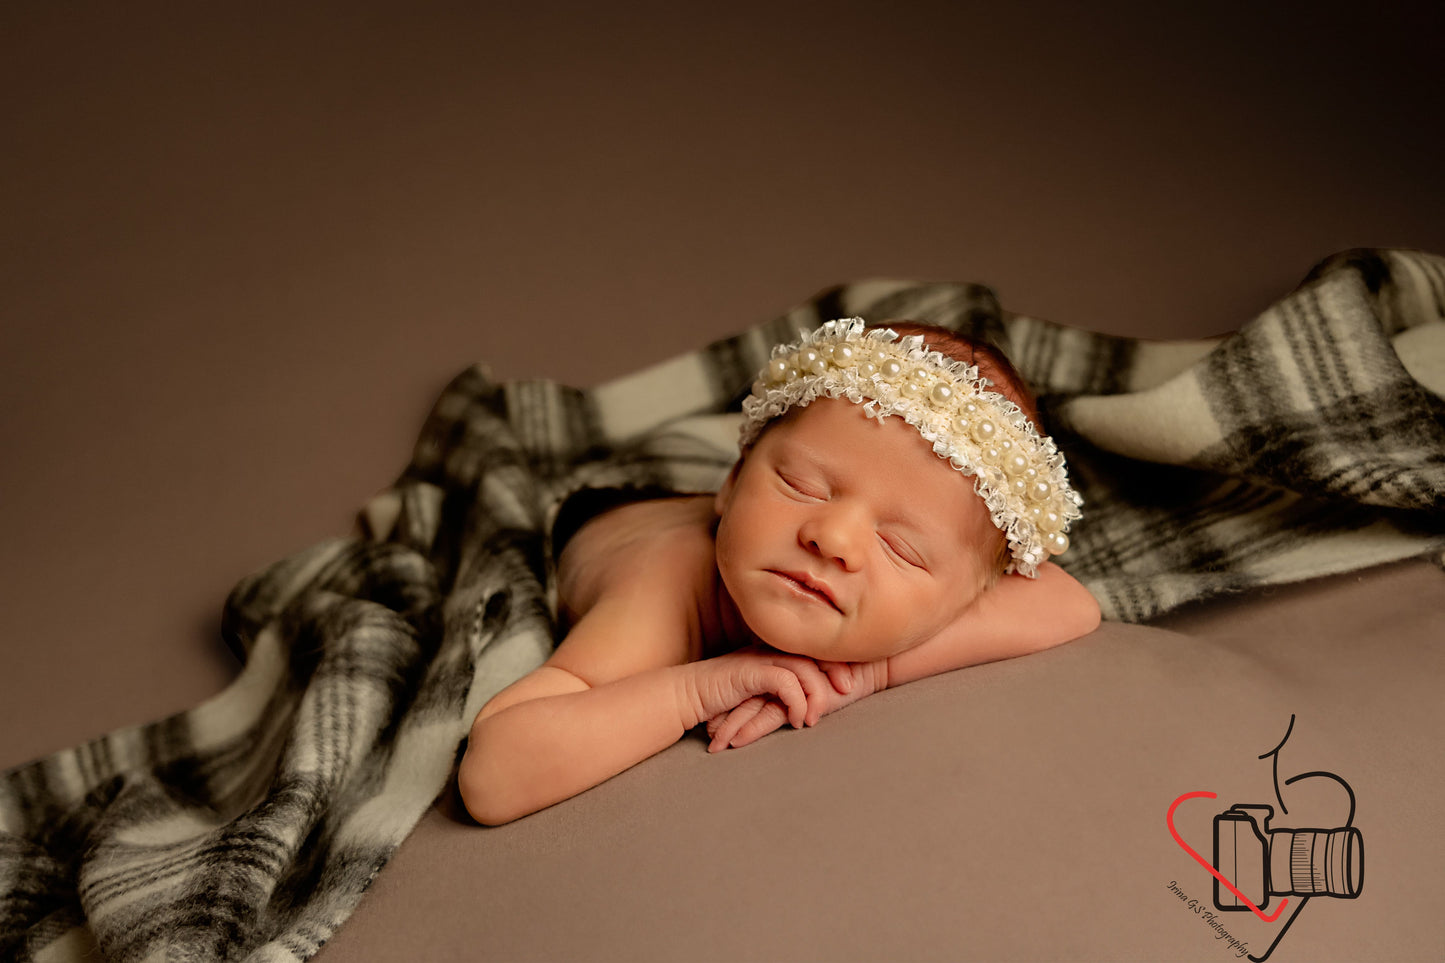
[771,570,842,613]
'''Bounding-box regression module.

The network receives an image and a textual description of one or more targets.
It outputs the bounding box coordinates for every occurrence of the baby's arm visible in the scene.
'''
[708,562,1100,749]
[885,560,1100,687]
[458,589,836,825]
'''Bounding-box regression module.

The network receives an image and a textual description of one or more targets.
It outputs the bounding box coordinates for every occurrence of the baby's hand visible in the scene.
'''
[678,646,842,733]
[706,657,886,751]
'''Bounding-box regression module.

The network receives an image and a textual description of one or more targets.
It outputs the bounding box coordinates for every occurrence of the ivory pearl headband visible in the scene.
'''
[739,318,1081,578]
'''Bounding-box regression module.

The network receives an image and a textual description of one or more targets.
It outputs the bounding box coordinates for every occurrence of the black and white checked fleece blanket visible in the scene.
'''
[3,248,1442,960]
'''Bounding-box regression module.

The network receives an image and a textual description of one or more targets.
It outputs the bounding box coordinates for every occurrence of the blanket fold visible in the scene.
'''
[3,248,1443,961]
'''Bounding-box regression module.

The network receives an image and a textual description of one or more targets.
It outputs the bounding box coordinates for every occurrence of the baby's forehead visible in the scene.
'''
[763,399,995,520]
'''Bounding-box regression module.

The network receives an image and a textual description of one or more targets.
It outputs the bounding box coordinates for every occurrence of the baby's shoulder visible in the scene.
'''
[556,495,717,618]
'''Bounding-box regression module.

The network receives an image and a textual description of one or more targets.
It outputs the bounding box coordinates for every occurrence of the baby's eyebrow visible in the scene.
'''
[882,505,932,540]
[782,445,835,483]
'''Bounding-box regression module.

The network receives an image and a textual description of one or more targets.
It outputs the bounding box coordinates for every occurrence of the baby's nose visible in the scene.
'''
[800,509,865,571]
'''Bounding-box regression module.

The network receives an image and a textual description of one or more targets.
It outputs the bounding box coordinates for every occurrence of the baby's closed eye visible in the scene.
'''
[777,470,826,500]
[878,532,926,569]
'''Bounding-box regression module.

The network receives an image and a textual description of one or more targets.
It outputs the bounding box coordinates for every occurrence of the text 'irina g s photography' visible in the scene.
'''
[1166,879,1252,959]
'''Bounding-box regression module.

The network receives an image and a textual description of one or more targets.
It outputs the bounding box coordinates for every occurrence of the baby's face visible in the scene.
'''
[714,397,999,662]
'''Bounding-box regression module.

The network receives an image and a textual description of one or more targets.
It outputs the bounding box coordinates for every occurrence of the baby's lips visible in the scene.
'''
[782,569,842,611]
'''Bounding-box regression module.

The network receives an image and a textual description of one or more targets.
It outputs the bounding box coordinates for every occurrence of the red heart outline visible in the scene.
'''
[1167,790,1288,923]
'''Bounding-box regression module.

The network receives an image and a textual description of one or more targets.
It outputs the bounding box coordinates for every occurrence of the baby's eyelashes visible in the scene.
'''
[777,470,826,500]
[879,533,926,569]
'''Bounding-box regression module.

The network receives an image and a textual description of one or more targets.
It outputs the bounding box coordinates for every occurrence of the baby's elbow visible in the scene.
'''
[1043,562,1102,640]
[1070,585,1102,639]
[459,783,518,827]
[457,733,531,826]
[456,759,493,826]
[458,754,525,826]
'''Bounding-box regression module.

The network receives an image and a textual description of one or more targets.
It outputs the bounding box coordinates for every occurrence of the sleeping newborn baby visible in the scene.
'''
[459,319,1101,825]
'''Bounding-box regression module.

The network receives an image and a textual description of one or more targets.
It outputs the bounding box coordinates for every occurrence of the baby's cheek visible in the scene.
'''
[941,555,993,620]
[713,543,747,600]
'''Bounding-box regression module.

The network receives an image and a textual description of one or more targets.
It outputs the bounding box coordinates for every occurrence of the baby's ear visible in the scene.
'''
[714,456,746,516]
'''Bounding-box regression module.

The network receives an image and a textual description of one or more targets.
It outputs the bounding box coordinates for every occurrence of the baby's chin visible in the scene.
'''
[750,627,916,664]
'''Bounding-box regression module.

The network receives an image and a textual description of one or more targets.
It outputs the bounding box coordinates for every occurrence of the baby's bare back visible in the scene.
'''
[556,495,743,661]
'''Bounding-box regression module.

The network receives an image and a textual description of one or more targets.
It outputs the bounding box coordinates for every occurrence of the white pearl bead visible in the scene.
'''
[798,349,825,375]
[880,359,904,381]
[1005,453,1029,476]
[859,361,878,378]
[1022,467,1038,483]
[1029,480,1052,503]
[900,380,924,399]
[1047,532,1070,555]
[768,358,790,383]
[930,382,954,406]
[1038,510,1063,533]
[972,418,996,443]
[832,343,858,366]
[871,347,892,366]
[1011,478,1029,497]
[979,445,1003,466]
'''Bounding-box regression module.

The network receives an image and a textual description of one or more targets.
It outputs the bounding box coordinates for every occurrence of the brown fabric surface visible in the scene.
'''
[328,559,1442,962]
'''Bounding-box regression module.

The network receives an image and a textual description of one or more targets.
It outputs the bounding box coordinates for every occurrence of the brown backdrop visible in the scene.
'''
[3,3,1442,960]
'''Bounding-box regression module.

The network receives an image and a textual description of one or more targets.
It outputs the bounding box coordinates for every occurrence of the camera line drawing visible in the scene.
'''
[1167,715,1364,962]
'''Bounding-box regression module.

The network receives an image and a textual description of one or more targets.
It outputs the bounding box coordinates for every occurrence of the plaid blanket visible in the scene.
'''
[3,248,1442,961]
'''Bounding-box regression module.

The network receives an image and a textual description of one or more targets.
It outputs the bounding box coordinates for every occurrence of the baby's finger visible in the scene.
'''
[770,655,835,719]
[705,698,759,739]
[709,697,766,751]
[784,657,849,726]
[761,666,808,729]
[710,705,757,740]
[817,660,855,694]
[728,700,790,748]
[705,712,730,740]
